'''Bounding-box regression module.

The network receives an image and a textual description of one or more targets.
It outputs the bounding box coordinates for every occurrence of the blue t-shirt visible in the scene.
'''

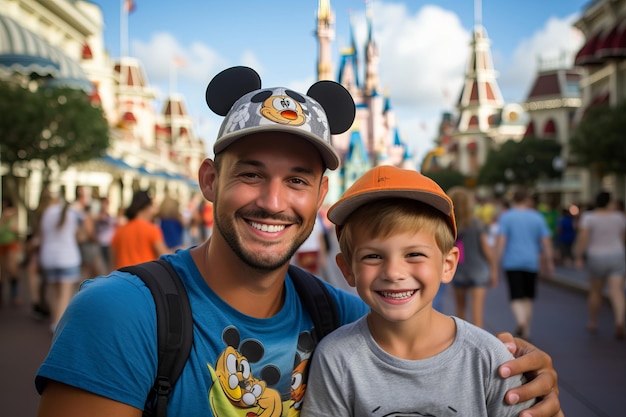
[498,208,551,272]
[159,218,184,249]
[35,248,368,416]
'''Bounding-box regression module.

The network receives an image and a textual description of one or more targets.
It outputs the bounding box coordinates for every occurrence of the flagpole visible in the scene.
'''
[120,0,127,57]
[170,61,177,94]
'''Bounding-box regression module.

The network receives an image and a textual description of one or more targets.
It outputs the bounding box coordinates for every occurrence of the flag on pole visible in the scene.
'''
[173,56,187,68]
[124,0,136,13]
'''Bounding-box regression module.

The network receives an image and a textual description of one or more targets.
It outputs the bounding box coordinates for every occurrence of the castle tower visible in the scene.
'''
[316,0,335,81]
[452,0,504,177]
[363,1,380,96]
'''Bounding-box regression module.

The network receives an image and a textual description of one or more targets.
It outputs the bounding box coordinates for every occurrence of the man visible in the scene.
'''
[36,67,562,416]
[497,188,555,340]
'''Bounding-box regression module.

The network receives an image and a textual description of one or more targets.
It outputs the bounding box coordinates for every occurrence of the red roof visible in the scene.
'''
[543,119,556,137]
[82,43,93,60]
[122,111,137,123]
[524,121,535,138]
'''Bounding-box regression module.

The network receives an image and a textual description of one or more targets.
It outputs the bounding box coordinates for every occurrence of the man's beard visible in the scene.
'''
[214,206,313,271]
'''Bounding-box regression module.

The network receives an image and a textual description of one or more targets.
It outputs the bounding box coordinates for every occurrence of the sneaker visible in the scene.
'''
[31,303,50,320]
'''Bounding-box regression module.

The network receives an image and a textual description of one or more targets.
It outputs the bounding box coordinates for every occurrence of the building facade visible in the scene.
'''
[0,0,206,231]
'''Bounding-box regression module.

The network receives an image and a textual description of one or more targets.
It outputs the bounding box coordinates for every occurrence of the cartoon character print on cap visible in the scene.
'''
[258,90,306,126]
[220,88,330,142]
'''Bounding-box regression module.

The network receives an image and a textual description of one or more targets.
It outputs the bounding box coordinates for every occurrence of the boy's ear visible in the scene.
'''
[335,253,356,287]
[441,246,459,284]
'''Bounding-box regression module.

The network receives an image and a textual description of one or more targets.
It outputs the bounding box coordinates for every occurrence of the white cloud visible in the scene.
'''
[129,4,586,168]
[497,13,584,102]
[348,3,470,166]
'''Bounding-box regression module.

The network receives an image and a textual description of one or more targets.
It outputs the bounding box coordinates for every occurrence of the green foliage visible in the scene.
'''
[477,136,561,186]
[423,169,467,192]
[0,82,110,171]
[570,101,626,175]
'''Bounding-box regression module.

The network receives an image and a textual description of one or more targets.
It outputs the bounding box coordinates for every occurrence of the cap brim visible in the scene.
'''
[214,125,340,170]
[328,189,453,226]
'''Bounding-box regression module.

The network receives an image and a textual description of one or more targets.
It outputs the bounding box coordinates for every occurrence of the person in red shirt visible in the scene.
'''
[110,190,170,270]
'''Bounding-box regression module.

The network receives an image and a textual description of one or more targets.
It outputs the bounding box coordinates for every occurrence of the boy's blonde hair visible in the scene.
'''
[338,198,456,263]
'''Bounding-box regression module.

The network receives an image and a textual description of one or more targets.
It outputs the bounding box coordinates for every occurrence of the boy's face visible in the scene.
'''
[200,132,328,270]
[336,228,458,324]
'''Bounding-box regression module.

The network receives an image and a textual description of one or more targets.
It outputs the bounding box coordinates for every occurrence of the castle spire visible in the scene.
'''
[364,0,379,95]
[316,0,335,81]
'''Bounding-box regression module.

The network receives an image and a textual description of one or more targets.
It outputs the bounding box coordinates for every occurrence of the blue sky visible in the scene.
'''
[90,0,590,164]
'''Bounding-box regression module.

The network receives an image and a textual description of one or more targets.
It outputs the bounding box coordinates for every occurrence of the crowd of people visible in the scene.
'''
[0,186,215,333]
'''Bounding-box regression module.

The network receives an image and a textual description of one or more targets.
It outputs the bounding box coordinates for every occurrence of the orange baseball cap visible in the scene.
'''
[327,165,457,238]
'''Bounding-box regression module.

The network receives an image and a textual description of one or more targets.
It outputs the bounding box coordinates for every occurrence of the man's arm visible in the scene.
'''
[496,332,563,417]
[38,381,142,417]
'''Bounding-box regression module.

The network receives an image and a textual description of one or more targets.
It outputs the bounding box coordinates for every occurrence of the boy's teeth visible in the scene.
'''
[380,290,415,299]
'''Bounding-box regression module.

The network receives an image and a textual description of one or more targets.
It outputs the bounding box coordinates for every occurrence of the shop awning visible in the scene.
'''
[99,155,135,171]
[0,14,92,92]
[575,22,626,66]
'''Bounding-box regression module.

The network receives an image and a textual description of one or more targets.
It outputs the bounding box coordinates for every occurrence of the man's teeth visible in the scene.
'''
[249,221,286,233]
[380,290,416,299]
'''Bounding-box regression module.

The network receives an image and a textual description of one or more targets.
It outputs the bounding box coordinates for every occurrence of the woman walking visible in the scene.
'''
[448,187,498,328]
[39,192,85,333]
[574,191,626,340]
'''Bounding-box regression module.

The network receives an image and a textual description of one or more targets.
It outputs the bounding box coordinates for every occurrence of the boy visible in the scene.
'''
[301,165,534,416]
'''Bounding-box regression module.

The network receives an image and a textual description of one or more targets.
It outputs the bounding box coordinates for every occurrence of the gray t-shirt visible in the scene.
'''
[579,211,626,256]
[301,316,532,417]
[454,218,490,287]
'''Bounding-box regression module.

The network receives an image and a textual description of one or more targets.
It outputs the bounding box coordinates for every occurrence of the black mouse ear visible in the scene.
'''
[205,66,262,116]
[307,81,355,134]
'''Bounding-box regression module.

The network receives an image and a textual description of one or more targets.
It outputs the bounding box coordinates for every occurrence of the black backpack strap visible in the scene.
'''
[120,259,193,417]
[288,264,340,343]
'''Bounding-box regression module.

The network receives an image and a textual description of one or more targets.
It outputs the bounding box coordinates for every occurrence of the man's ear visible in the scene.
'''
[198,158,217,202]
[316,175,329,211]
[336,253,356,287]
[441,246,459,284]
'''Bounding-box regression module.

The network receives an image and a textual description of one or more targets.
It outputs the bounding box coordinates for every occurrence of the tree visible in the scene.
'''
[477,136,561,187]
[570,101,626,177]
[0,82,110,207]
[423,168,467,192]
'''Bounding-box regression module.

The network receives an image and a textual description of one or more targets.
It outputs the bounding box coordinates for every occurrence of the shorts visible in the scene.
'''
[452,267,490,289]
[586,253,626,279]
[505,270,537,300]
[43,265,81,283]
[79,242,100,265]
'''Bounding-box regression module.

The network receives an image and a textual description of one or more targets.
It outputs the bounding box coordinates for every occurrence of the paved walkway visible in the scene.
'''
[548,265,591,293]
[0,263,617,417]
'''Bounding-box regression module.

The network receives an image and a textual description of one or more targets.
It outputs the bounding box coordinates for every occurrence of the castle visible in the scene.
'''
[315,0,415,203]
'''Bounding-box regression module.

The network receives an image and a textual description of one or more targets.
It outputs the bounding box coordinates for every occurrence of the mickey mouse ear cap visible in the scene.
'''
[328,165,457,239]
[206,66,355,170]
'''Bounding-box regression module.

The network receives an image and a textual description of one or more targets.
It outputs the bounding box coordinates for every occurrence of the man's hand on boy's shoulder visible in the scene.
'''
[496,332,563,417]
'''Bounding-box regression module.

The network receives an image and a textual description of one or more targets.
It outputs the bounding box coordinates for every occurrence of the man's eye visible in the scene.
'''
[289,178,308,186]
[241,172,260,179]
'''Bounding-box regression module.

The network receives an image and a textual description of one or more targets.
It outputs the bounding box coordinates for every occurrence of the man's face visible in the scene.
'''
[206,132,328,271]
